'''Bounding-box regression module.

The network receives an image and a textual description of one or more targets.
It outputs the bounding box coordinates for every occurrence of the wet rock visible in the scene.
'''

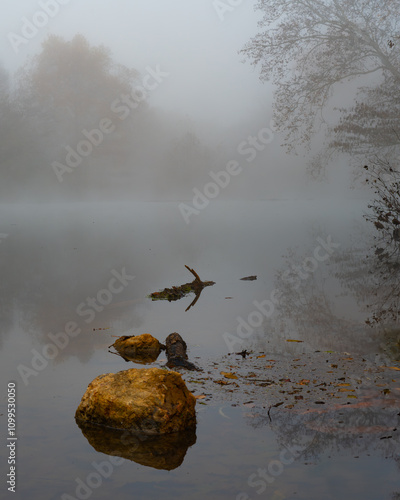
[110,334,165,364]
[166,332,200,371]
[76,420,196,470]
[75,367,196,435]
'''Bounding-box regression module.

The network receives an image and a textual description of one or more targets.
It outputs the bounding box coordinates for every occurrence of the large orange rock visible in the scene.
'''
[75,367,196,435]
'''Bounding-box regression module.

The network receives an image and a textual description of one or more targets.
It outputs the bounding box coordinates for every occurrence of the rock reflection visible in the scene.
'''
[76,419,196,471]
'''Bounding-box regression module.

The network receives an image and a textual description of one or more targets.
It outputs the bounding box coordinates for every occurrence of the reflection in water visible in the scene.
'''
[330,161,400,337]
[76,420,196,471]
[249,232,374,356]
[244,395,400,463]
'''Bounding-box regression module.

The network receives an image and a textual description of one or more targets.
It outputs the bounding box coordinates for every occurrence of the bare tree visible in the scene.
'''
[241,0,400,156]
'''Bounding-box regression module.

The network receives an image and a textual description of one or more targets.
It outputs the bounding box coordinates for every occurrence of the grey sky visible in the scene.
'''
[2,0,270,128]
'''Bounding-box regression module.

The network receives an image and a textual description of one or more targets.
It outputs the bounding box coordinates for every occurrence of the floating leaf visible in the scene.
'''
[336,383,351,387]
[387,366,400,371]
[195,395,206,399]
[298,379,310,385]
[257,354,266,358]
[214,380,229,385]
[286,339,303,343]
[220,371,238,379]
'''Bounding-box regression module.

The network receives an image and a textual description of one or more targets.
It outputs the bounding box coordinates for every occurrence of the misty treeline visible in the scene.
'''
[0,34,223,201]
[242,0,400,179]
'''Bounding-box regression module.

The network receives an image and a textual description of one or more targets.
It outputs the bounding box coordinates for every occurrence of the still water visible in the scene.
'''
[1,200,399,499]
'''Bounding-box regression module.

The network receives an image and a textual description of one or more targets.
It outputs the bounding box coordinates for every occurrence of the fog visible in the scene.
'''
[0,0,360,203]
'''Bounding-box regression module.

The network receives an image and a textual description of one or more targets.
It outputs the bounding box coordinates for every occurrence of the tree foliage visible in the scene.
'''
[241,0,400,157]
[17,34,139,143]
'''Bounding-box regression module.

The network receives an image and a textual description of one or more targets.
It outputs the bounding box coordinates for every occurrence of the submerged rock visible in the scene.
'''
[76,420,196,470]
[75,367,196,435]
[110,334,165,364]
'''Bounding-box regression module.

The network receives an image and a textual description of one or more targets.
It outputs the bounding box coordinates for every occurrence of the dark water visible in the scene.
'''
[1,200,399,499]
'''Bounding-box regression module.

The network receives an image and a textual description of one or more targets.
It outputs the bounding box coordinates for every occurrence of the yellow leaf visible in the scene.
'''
[286,339,303,342]
[298,379,310,385]
[336,383,351,387]
[195,395,206,399]
[220,371,238,379]
[257,354,266,358]
[387,366,400,371]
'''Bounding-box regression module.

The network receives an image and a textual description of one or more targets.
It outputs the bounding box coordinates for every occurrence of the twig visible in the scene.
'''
[185,265,202,283]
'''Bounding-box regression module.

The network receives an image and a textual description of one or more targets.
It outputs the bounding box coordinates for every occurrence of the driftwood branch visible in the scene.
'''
[149,266,215,311]
[185,265,202,283]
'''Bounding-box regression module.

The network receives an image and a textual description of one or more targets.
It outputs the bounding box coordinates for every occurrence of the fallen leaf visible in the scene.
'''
[286,339,303,343]
[387,366,400,371]
[336,383,351,387]
[195,395,206,399]
[220,371,238,379]
[214,380,229,385]
[257,354,266,359]
[298,379,310,385]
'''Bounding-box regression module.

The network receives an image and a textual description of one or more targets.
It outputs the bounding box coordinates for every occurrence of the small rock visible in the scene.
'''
[75,367,196,435]
[110,334,165,364]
